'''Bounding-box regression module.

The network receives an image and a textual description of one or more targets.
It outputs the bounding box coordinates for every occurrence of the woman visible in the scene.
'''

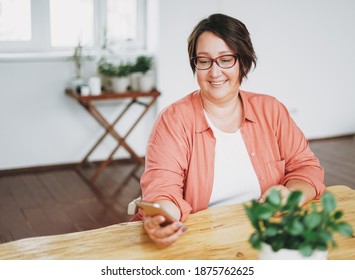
[134,13,326,247]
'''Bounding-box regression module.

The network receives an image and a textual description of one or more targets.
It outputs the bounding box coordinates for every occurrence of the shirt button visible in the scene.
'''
[250,152,255,157]
[241,128,245,133]
[259,177,265,181]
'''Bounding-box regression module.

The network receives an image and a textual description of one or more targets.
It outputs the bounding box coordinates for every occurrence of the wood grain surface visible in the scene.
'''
[0,185,354,260]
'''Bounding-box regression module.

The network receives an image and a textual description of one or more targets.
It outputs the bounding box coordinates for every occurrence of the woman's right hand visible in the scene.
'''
[143,215,187,247]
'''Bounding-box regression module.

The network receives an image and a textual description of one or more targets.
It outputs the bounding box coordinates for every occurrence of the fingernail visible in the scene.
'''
[175,222,182,228]
[182,226,188,232]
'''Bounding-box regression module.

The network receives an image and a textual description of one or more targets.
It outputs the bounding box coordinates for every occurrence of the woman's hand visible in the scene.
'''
[258,180,317,206]
[143,215,187,247]
[258,184,292,205]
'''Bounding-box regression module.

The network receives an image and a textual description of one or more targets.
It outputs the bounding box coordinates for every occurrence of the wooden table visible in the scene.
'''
[66,89,160,183]
[0,185,354,260]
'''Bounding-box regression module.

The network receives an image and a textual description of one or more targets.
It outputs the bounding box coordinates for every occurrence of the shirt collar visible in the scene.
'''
[193,90,256,133]
[239,90,256,123]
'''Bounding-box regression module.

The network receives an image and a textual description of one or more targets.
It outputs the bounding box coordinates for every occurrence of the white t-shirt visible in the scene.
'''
[205,113,261,207]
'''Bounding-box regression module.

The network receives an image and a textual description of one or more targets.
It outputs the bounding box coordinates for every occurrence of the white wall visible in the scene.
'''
[0,58,157,169]
[1,0,354,170]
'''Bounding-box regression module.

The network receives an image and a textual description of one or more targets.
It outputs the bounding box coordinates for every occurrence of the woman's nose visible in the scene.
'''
[209,62,222,77]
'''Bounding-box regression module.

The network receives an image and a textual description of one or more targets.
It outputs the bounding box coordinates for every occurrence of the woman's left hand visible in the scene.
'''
[258,180,317,206]
[258,184,292,205]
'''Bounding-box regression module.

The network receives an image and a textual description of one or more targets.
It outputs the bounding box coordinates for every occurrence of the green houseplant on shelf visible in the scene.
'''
[67,41,93,89]
[97,58,116,91]
[244,189,353,259]
[111,62,133,93]
[130,55,155,92]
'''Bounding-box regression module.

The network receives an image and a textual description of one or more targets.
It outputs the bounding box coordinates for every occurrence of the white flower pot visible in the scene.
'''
[112,77,130,93]
[259,243,328,260]
[130,72,143,91]
[101,75,113,91]
[88,76,101,95]
[139,75,155,92]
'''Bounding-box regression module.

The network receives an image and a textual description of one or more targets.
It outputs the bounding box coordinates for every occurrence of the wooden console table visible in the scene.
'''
[65,89,160,184]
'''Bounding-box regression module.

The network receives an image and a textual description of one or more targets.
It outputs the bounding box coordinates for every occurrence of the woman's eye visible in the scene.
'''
[221,58,231,63]
[198,59,210,64]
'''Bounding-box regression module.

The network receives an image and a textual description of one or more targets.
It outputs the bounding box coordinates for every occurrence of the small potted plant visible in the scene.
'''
[130,55,155,92]
[67,41,93,89]
[111,62,132,93]
[97,58,117,91]
[244,189,353,259]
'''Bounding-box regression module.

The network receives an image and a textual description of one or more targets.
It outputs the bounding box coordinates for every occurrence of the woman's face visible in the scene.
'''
[195,31,240,103]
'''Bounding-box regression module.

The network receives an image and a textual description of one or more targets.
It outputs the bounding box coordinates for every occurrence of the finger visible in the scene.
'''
[153,225,188,248]
[144,215,165,230]
[152,221,185,239]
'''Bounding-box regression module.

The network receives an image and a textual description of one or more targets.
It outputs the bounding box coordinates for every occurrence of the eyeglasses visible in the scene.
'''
[191,54,238,70]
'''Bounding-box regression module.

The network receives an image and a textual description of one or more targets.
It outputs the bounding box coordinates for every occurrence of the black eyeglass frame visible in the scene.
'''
[191,54,239,70]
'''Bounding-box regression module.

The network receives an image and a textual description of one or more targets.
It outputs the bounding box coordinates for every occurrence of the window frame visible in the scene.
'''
[0,0,146,55]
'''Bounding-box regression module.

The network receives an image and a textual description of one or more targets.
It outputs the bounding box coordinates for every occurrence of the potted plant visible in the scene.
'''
[97,58,116,91]
[244,189,353,259]
[111,62,132,93]
[130,55,155,92]
[67,41,93,89]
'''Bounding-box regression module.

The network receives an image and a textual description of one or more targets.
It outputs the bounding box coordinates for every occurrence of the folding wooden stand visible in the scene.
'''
[66,89,160,184]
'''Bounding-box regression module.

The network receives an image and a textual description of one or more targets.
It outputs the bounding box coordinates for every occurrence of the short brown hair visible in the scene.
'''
[188,13,257,83]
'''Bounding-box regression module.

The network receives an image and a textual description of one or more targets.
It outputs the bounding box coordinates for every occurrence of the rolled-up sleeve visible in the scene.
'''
[140,105,193,221]
[276,102,326,198]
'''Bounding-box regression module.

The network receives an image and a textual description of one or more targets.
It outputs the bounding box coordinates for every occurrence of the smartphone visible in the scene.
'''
[135,200,176,225]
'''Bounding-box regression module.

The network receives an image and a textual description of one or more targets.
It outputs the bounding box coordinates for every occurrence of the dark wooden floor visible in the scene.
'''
[309,135,355,188]
[0,162,143,244]
[0,135,354,244]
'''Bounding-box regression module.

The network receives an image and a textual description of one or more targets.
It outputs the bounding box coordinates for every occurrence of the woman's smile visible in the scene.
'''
[209,80,227,86]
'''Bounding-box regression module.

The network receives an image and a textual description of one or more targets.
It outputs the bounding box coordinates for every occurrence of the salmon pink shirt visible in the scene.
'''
[136,90,325,222]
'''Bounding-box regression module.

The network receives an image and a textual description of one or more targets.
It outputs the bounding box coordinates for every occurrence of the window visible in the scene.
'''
[0,0,146,54]
[50,0,94,48]
[107,0,137,42]
[0,0,31,41]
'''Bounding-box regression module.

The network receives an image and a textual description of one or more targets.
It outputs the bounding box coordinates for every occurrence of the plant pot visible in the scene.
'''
[101,75,113,91]
[112,77,130,93]
[259,243,328,260]
[88,76,101,95]
[130,72,143,91]
[139,75,155,92]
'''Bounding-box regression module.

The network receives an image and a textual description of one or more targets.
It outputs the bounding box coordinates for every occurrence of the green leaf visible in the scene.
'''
[265,225,279,237]
[335,222,353,236]
[304,212,322,229]
[270,238,285,252]
[303,230,319,242]
[284,191,302,210]
[315,244,327,251]
[267,189,282,206]
[287,219,304,235]
[255,204,275,220]
[299,244,313,257]
[318,230,332,244]
[333,210,343,220]
[321,192,336,213]
[249,232,262,249]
